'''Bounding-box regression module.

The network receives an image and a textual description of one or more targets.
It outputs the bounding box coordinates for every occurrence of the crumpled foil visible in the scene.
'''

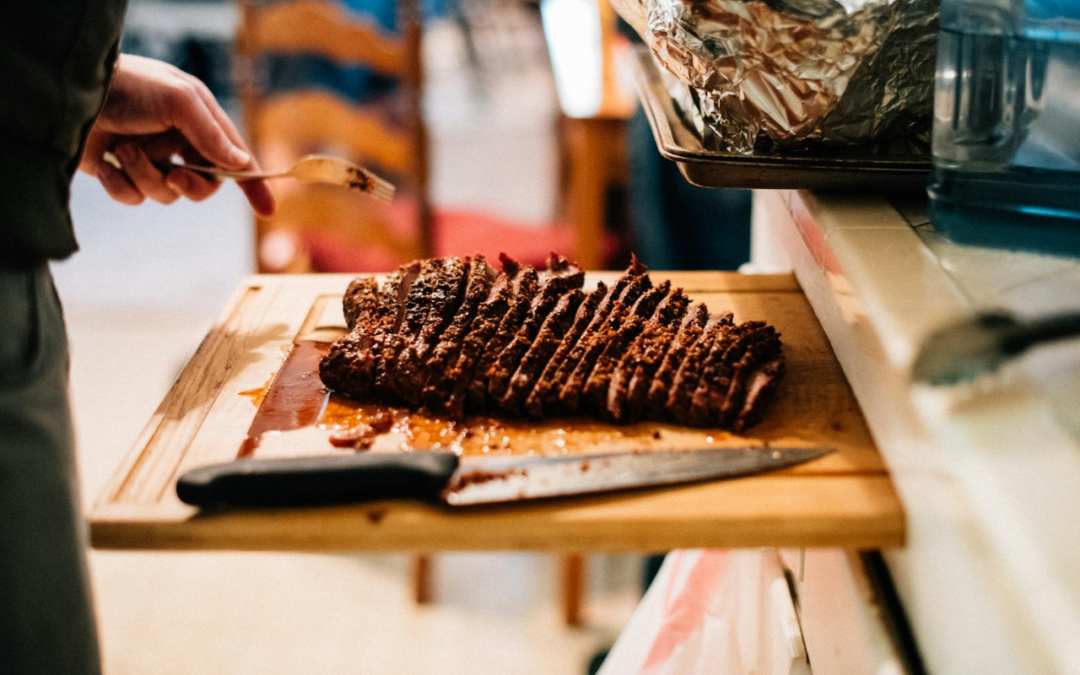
[613,0,938,154]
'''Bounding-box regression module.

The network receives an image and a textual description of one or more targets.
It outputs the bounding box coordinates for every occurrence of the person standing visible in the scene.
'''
[0,4,274,674]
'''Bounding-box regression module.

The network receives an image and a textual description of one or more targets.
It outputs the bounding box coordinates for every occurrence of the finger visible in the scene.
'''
[186,76,249,151]
[186,79,277,216]
[165,167,221,202]
[114,142,180,204]
[96,162,145,206]
[238,178,277,217]
[141,130,189,164]
[167,83,250,170]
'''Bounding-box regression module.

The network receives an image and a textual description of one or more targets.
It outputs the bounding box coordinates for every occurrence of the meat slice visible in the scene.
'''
[484,254,585,402]
[734,357,786,432]
[533,260,647,415]
[342,277,380,331]
[417,255,498,405]
[523,282,606,418]
[685,321,770,426]
[606,288,689,421]
[370,258,443,399]
[645,307,724,418]
[437,257,527,418]
[319,262,422,398]
[716,326,783,428]
[558,275,653,413]
[374,262,423,334]
[317,331,376,400]
[583,281,671,414]
[408,257,470,360]
[498,288,585,413]
[464,265,540,409]
[663,315,733,422]
[393,257,470,404]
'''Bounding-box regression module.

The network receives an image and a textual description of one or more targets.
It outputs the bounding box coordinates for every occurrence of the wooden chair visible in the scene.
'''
[542,0,636,271]
[541,0,637,625]
[236,0,435,603]
[236,0,433,273]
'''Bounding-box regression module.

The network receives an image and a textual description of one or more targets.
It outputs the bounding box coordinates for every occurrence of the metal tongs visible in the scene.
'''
[913,310,1080,385]
[103,151,395,202]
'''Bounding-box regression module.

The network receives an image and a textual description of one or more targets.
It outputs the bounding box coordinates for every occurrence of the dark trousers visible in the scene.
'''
[0,265,100,675]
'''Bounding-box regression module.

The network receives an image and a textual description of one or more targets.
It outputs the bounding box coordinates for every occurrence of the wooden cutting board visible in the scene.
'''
[90,272,904,551]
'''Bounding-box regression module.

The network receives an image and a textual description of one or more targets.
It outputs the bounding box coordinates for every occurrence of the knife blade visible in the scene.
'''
[176,446,831,509]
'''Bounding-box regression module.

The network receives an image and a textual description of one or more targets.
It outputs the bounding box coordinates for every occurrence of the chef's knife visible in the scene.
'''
[176,446,830,509]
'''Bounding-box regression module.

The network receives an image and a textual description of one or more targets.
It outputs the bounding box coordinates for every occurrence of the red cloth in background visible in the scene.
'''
[306,208,617,272]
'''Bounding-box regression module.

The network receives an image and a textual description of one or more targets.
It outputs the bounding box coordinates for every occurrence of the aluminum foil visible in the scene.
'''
[613,0,938,153]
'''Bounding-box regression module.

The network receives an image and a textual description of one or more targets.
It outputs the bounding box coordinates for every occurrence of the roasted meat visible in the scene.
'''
[319,254,785,430]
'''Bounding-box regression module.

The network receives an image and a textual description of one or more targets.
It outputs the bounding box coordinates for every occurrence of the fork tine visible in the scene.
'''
[364,170,396,203]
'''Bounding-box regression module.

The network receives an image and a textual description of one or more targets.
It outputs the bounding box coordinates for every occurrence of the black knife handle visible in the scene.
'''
[176,452,460,508]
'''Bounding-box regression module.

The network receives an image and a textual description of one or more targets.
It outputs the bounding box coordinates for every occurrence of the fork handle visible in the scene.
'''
[180,164,278,180]
[102,151,277,181]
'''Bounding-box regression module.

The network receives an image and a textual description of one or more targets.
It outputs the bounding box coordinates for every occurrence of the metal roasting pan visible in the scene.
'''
[627,47,930,192]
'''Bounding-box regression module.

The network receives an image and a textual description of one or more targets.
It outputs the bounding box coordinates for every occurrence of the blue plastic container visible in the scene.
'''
[928,0,1080,254]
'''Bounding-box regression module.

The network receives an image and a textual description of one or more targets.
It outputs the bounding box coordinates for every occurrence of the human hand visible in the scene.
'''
[79,54,275,216]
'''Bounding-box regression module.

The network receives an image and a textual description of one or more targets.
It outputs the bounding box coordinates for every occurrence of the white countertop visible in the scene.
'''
[752,189,1080,675]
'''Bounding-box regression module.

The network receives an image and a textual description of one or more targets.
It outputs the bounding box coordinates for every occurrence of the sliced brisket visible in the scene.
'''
[464,265,540,409]
[583,281,671,414]
[484,254,584,402]
[321,254,786,431]
[644,305,715,419]
[523,282,606,418]
[319,262,421,398]
[418,255,498,405]
[342,277,380,331]
[733,358,786,432]
[606,288,689,421]
[439,257,527,418]
[371,258,443,399]
[663,315,733,423]
[393,257,470,404]
[558,274,652,413]
[499,288,585,413]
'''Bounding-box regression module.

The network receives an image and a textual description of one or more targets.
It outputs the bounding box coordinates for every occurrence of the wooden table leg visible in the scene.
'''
[563,116,628,270]
[562,554,586,627]
[565,119,607,271]
[412,554,433,605]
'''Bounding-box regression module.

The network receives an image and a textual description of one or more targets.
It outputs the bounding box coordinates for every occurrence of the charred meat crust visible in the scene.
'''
[663,314,733,422]
[523,282,606,418]
[583,281,671,414]
[484,258,585,402]
[394,257,471,404]
[440,260,528,418]
[321,256,786,431]
[644,305,713,418]
[499,288,585,413]
[418,256,498,402]
[465,266,540,408]
[607,288,689,421]
[342,277,380,331]
[558,275,653,413]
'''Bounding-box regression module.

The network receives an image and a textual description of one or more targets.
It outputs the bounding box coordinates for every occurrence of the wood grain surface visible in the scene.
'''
[90,273,904,551]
